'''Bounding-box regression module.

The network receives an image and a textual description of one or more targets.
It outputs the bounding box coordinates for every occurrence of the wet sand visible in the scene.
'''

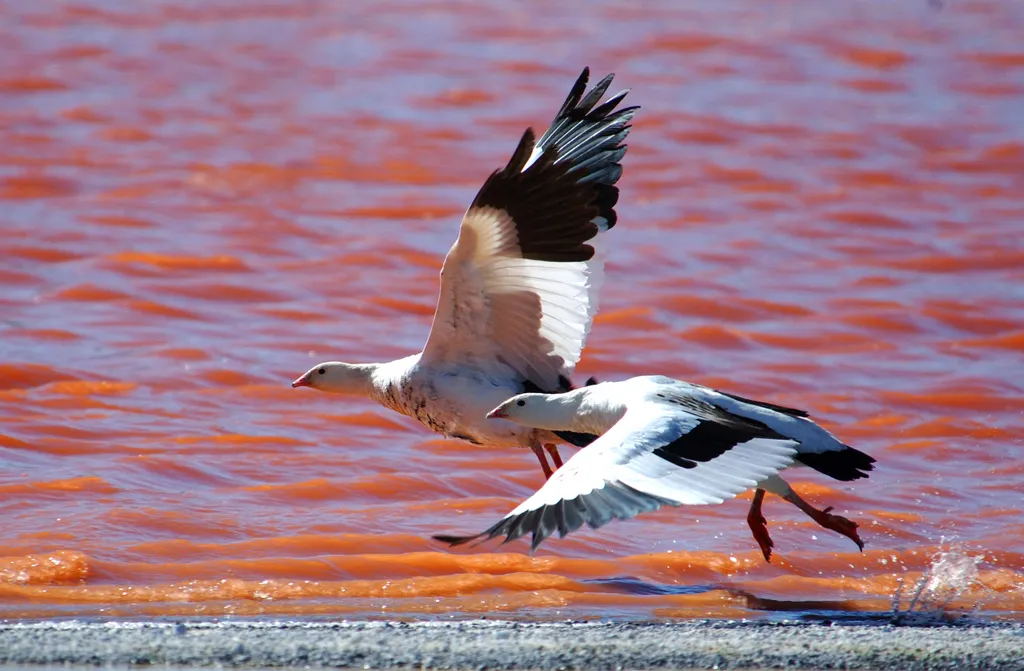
[1,620,1021,670]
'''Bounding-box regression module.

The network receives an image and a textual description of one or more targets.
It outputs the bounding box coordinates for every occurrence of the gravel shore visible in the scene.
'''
[1,619,1022,670]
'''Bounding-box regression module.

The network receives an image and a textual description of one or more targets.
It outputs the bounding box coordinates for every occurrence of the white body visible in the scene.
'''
[368,355,555,447]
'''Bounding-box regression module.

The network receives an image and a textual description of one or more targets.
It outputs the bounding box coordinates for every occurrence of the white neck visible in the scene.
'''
[573,389,624,434]
[526,389,594,432]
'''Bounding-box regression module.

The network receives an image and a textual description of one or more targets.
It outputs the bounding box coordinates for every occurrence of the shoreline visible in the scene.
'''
[1,619,1022,670]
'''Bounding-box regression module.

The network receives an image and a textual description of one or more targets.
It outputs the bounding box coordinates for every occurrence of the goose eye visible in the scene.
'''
[516,400,525,407]
[318,368,326,375]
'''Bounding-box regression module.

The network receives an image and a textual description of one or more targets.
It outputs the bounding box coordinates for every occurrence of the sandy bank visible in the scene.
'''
[1,619,1022,670]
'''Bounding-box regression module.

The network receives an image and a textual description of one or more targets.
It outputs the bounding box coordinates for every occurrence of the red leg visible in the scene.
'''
[783,489,864,551]
[531,445,553,480]
[746,488,774,562]
[544,443,564,470]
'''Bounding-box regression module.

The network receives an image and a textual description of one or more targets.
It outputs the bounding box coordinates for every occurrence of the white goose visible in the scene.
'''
[434,376,876,561]
[292,69,636,478]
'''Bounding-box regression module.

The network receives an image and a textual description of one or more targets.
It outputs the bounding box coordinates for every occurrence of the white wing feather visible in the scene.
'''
[509,402,799,515]
[421,206,601,390]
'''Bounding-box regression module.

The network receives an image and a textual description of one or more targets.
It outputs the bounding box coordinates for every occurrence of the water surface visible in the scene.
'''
[1,0,1023,620]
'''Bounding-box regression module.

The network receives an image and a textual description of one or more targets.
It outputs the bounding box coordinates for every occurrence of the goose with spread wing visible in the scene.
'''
[292,69,637,478]
[433,375,875,561]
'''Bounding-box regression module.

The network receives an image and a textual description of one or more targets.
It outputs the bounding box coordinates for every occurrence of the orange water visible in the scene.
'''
[1,0,1023,621]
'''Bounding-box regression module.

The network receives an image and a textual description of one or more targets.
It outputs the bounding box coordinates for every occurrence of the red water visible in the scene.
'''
[2,0,1023,621]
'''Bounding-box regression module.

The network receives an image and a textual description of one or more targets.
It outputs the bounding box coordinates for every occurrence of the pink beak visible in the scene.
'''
[291,375,310,388]
[486,407,507,419]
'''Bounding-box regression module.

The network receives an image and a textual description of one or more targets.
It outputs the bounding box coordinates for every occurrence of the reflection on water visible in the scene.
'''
[1,0,1023,620]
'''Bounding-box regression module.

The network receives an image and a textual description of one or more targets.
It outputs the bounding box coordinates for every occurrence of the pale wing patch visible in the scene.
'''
[423,207,601,390]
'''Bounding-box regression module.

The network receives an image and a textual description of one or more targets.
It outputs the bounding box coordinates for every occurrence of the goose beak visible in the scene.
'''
[292,375,310,388]
[486,407,507,419]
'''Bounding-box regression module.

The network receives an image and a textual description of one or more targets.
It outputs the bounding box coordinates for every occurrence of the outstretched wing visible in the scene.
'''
[421,69,636,391]
[434,400,800,551]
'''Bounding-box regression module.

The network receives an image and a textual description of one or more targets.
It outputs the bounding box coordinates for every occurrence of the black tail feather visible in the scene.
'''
[797,445,876,482]
[433,533,485,547]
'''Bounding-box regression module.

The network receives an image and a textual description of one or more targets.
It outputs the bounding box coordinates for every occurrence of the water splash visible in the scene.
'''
[890,543,986,625]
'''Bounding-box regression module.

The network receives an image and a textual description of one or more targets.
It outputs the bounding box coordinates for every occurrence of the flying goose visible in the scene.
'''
[293,69,637,478]
[434,375,875,560]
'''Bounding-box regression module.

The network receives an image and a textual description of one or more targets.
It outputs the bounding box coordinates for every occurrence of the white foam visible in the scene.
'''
[890,541,986,624]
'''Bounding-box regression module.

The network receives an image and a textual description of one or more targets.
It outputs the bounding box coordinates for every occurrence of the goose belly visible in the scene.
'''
[396,368,536,448]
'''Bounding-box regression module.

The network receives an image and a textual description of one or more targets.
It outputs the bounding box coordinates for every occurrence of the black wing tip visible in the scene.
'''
[472,67,631,264]
[567,71,627,120]
[432,533,482,547]
[848,444,878,467]
[501,127,537,175]
[545,68,632,142]
[551,68,591,122]
[588,72,616,97]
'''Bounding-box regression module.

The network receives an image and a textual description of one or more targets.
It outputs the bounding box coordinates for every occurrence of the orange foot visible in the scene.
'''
[811,506,864,551]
